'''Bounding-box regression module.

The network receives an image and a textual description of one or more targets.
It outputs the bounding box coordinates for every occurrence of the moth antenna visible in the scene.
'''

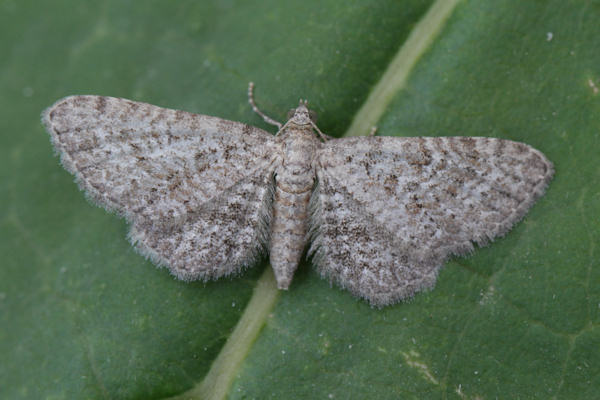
[248,82,282,130]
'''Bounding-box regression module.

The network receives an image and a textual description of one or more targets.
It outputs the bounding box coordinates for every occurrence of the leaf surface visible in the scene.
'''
[0,0,598,399]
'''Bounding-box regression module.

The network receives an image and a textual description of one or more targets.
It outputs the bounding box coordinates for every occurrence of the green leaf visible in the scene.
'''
[1,0,598,399]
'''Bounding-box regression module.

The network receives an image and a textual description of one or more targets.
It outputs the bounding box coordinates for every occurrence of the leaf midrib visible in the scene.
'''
[173,1,461,398]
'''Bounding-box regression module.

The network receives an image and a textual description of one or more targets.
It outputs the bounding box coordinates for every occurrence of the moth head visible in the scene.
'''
[288,99,317,126]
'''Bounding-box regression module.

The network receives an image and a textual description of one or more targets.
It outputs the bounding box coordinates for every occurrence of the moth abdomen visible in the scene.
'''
[269,185,312,289]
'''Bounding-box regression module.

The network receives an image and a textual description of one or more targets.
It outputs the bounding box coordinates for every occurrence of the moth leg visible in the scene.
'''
[248,82,283,130]
[368,126,378,137]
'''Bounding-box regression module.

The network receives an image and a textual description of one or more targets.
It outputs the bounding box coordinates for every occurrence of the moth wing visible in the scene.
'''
[43,95,280,279]
[131,167,275,280]
[310,136,553,306]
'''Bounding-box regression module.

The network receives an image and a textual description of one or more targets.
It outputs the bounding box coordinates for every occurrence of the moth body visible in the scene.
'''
[270,106,321,289]
[42,92,553,306]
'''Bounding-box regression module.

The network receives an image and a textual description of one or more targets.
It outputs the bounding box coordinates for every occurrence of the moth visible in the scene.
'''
[42,84,553,306]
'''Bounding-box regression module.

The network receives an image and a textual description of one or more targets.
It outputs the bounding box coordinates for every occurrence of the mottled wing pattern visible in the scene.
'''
[130,168,274,280]
[43,95,280,280]
[310,136,553,306]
